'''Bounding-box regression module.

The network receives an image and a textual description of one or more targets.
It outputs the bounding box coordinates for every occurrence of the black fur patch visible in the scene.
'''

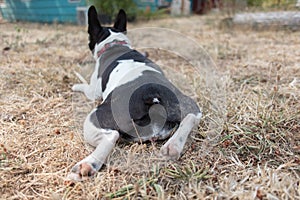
[91,70,200,141]
[100,50,162,92]
[129,83,181,126]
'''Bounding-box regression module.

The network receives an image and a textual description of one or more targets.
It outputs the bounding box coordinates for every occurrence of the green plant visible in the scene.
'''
[137,8,169,21]
[247,0,296,7]
[165,162,210,181]
[247,0,264,7]
[87,0,138,22]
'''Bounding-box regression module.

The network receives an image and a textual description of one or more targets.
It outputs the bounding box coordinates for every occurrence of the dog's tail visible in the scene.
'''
[143,95,161,106]
[152,97,160,104]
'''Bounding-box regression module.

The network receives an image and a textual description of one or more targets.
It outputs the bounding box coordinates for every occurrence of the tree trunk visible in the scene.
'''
[231,11,300,31]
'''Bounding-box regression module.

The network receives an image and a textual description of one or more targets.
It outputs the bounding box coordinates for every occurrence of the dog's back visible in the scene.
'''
[87,43,200,141]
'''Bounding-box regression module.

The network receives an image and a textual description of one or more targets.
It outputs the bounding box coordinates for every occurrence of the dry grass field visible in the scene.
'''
[0,13,299,199]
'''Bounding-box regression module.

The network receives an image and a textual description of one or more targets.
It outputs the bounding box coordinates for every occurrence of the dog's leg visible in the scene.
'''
[72,70,102,100]
[67,109,119,181]
[160,113,201,160]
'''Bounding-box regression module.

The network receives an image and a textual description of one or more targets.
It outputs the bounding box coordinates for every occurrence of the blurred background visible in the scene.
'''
[0,0,299,26]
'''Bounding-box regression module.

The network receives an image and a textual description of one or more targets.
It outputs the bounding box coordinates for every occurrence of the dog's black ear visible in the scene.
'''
[88,6,102,51]
[113,9,127,32]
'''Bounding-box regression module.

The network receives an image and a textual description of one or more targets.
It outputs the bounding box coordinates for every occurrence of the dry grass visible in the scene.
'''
[0,13,300,199]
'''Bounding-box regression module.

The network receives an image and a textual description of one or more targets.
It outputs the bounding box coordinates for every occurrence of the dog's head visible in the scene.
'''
[88,6,131,59]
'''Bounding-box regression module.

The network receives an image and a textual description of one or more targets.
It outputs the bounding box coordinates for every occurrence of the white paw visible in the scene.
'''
[160,142,182,160]
[67,162,98,181]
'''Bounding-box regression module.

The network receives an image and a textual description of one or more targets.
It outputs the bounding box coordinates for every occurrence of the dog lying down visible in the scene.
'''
[68,6,201,181]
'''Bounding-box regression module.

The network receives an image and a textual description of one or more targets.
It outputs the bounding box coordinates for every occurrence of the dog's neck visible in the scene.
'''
[96,40,129,58]
[93,30,131,60]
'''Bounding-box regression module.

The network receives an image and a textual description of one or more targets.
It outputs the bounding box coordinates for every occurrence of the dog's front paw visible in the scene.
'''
[67,162,97,181]
[160,142,181,160]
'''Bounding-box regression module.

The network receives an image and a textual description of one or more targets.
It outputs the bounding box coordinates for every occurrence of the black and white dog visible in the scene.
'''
[68,6,201,181]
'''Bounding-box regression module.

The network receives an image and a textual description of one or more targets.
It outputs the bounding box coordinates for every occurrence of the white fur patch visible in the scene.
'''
[84,109,119,147]
[102,60,162,101]
[93,30,132,60]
